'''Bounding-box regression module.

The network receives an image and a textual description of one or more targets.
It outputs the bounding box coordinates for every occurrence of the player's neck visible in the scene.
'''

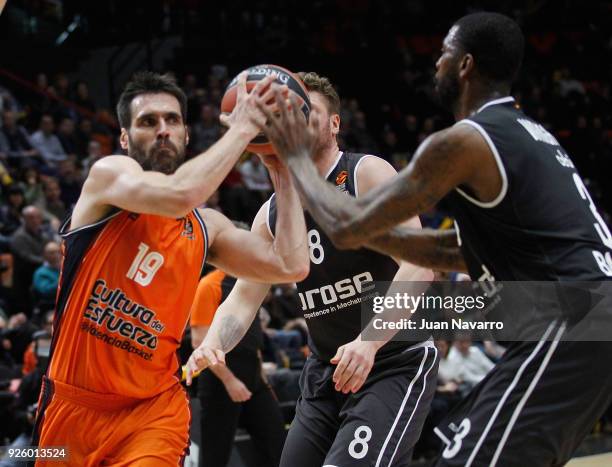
[313,144,341,176]
[455,85,510,120]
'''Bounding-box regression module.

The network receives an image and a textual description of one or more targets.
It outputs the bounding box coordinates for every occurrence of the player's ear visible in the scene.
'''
[459,53,474,79]
[119,128,129,151]
[331,114,340,136]
[184,125,190,146]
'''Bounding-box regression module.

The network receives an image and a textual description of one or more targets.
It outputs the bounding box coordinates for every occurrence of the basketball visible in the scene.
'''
[220,64,311,155]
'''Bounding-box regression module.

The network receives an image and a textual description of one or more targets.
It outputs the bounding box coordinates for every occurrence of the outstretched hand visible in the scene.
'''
[255,86,317,163]
[219,73,278,140]
[184,344,226,386]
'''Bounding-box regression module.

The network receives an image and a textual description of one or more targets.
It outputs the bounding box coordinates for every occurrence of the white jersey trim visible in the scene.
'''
[454,119,509,209]
[193,209,209,275]
[354,154,395,197]
[476,96,515,113]
[264,194,276,240]
[60,209,122,238]
[388,346,438,466]
[325,150,344,179]
[375,346,437,466]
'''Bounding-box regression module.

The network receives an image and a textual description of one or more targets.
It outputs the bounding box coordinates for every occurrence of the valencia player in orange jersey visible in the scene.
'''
[32,71,309,466]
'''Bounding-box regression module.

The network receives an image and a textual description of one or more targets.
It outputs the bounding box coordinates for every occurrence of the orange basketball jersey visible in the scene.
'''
[47,209,207,399]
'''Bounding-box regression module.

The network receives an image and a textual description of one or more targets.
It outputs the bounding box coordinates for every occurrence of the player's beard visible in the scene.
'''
[129,136,186,175]
[434,69,461,113]
[312,117,335,158]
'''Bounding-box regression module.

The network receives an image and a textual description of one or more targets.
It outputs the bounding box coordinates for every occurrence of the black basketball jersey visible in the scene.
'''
[267,152,408,361]
[442,97,612,281]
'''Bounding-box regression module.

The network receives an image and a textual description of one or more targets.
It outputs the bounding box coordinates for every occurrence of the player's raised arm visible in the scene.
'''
[257,90,491,261]
[71,73,278,228]
[204,159,309,283]
[185,209,281,384]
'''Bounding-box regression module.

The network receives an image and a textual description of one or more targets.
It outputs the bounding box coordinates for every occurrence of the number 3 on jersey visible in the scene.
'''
[127,242,164,286]
[573,174,612,276]
[308,229,325,265]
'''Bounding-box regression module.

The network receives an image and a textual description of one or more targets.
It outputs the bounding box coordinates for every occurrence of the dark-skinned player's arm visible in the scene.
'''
[203,156,309,284]
[366,228,467,274]
[256,89,495,272]
[71,74,277,228]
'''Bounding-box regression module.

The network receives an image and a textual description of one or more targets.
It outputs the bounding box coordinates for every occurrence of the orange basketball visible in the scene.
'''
[220,64,311,155]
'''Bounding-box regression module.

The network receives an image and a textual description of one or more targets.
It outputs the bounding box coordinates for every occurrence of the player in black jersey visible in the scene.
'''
[187,72,437,466]
[255,12,612,467]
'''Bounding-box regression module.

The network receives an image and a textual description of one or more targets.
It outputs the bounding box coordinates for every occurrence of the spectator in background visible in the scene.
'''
[345,110,378,152]
[0,311,17,379]
[47,73,76,121]
[0,185,26,236]
[56,159,82,208]
[41,178,66,221]
[9,206,54,310]
[1,312,37,370]
[29,114,66,166]
[0,111,40,167]
[22,310,54,377]
[32,241,61,303]
[74,82,96,113]
[190,104,221,153]
[201,189,222,213]
[82,140,103,175]
[400,114,419,151]
[56,117,78,157]
[74,118,93,156]
[239,153,272,210]
[269,283,302,327]
[444,337,495,394]
[19,167,45,208]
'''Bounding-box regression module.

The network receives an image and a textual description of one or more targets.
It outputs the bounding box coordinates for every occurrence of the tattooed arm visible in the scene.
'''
[366,227,468,273]
[184,199,277,385]
[256,89,500,269]
[184,279,271,385]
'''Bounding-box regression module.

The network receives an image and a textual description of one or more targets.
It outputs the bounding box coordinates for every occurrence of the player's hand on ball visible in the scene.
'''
[255,86,317,162]
[224,377,253,403]
[184,345,226,386]
[219,72,277,139]
[330,338,378,394]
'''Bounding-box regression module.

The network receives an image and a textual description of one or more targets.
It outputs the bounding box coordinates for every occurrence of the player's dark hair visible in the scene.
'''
[453,12,524,85]
[298,71,340,115]
[116,71,187,128]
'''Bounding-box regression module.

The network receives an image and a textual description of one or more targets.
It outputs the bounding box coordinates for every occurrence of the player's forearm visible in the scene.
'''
[366,228,468,273]
[202,311,250,353]
[170,126,251,209]
[209,361,239,383]
[270,168,309,279]
[201,286,264,352]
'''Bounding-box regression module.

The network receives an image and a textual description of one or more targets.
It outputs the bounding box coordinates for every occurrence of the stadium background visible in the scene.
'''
[0,1,611,466]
